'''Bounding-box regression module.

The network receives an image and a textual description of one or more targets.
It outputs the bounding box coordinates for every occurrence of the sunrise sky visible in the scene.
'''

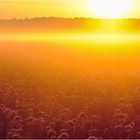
[0,0,139,19]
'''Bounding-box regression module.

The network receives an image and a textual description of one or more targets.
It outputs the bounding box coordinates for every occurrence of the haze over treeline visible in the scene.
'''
[0,17,140,33]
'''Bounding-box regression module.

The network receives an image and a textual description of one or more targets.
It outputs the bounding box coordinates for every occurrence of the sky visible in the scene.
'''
[0,0,139,19]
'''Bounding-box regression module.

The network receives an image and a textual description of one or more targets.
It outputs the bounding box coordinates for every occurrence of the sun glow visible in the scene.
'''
[87,0,132,18]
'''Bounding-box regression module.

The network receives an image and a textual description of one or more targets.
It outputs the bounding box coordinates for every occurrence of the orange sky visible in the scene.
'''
[0,0,139,19]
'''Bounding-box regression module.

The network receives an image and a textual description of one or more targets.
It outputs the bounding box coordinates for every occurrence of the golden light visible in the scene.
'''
[87,0,132,18]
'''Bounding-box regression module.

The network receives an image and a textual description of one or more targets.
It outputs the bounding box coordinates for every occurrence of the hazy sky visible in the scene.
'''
[0,0,139,19]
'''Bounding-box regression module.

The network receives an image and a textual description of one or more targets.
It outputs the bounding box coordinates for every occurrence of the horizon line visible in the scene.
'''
[0,16,140,20]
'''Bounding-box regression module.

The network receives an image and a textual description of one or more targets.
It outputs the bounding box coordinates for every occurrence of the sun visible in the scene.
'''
[87,0,132,18]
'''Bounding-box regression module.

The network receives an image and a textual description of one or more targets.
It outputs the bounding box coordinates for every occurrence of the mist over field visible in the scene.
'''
[0,18,140,33]
[0,18,140,139]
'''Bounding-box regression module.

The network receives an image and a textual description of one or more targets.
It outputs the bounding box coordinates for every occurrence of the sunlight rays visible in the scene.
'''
[87,0,133,18]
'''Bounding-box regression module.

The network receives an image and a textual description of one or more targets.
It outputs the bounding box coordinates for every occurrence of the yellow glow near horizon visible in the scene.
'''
[0,33,140,42]
[87,0,132,18]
